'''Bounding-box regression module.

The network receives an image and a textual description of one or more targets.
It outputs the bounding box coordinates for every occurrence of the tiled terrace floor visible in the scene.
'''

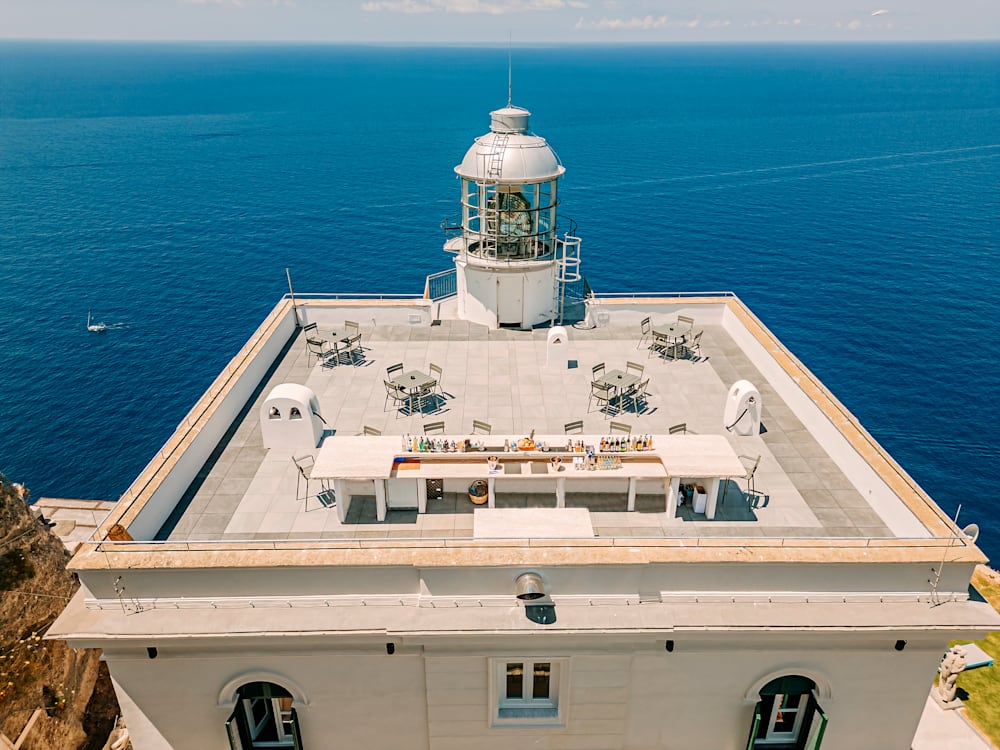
[158,319,894,542]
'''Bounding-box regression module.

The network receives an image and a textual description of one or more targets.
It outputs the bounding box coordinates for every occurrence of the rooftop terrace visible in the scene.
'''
[145,298,931,546]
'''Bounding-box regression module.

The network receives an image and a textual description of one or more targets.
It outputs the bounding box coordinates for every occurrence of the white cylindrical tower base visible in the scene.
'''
[455,257,558,329]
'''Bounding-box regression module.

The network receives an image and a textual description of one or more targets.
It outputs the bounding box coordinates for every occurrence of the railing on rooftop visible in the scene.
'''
[590,291,738,300]
[424,269,457,301]
[280,292,425,301]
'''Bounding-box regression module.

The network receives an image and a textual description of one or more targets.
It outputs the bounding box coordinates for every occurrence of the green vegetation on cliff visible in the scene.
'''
[951,567,1000,746]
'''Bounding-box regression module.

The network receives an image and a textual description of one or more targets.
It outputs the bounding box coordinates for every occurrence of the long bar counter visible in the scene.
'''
[313,434,744,524]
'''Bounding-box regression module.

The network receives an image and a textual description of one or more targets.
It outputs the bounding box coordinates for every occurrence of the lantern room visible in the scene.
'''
[444,104,581,329]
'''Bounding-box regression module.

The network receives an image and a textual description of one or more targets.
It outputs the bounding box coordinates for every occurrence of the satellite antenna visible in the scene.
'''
[961,523,980,544]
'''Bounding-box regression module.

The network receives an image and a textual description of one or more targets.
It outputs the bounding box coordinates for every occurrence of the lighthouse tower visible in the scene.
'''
[444,104,581,329]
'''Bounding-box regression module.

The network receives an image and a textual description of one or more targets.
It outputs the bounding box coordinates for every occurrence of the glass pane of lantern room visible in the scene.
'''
[537,183,553,237]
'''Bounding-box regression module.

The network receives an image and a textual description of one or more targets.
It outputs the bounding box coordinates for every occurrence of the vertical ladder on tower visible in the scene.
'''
[552,234,582,325]
[487,134,508,179]
[479,181,499,257]
[476,135,508,259]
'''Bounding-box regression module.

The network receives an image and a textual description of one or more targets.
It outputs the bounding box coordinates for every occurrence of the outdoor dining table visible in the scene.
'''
[598,369,640,402]
[307,329,348,365]
[651,322,690,360]
[390,370,436,413]
[306,329,341,346]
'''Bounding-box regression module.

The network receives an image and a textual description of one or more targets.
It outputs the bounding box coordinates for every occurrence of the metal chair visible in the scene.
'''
[302,322,321,342]
[414,379,438,414]
[740,454,761,497]
[722,454,762,509]
[677,315,695,331]
[682,330,703,360]
[592,362,606,380]
[423,421,445,435]
[668,423,687,435]
[383,379,408,415]
[386,363,404,378]
[625,360,644,378]
[623,378,649,413]
[648,331,670,360]
[609,421,631,435]
[305,337,330,367]
[472,420,492,435]
[326,339,347,367]
[293,454,328,510]
[362,426,382,436]
[636,316,651,350]
[429,363,443,395]
[342,320,359,343]
[588,380,616,416]
[564,420,584,434]
[303,323,327,365]
[343,333,364,365]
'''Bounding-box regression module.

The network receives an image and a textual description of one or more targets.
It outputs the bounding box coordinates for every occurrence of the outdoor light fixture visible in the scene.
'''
[894,639,907,651]
[665,640,675,652]
[515,572,546,600]
[146,647,158,659]
[386,643,395,655]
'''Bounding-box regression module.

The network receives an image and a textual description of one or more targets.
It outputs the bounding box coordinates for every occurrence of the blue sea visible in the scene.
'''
[1,42,998,560]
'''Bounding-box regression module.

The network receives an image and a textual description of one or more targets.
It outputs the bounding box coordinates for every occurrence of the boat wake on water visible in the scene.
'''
[86,310,125,333]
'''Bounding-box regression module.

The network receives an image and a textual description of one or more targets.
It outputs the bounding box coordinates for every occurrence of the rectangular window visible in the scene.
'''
[532,662,551,699]
[506,662,523,699]
[491,658,566,727]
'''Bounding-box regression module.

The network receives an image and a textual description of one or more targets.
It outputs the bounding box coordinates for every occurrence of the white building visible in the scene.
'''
[50,102,999,750]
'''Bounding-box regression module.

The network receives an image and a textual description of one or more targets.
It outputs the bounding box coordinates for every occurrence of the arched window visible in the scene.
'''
[268,407,281,420]
[289,407,302,420]
[747,675,827,750]
[226,681,303,750]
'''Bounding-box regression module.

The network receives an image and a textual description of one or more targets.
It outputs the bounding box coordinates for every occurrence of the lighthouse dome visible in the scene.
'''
[455,105,566,183]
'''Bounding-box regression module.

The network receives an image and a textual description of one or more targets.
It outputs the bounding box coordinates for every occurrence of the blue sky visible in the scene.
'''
[2,0,998,42]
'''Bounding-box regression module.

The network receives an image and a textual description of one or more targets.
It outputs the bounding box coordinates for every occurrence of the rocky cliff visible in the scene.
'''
[0,476,120,750]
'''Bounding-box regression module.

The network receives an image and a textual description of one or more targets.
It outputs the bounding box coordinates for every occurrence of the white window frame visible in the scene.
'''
[239,692,296,747]
[489,657,568,728]
[758,691,808,745]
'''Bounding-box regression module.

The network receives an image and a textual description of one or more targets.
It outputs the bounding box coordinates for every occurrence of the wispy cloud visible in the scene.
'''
[361,0,587,14]
[360,0,432,11]
[748,18,802,27]
[576,15,669,29]
[575,15,730,31]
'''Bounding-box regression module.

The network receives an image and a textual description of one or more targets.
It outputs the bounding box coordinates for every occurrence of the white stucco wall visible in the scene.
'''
[101,632,946,750]
[128,306,299,540]
[76,559,979,606]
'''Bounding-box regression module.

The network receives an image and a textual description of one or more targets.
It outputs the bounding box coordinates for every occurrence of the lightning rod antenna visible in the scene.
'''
[507,34,513,107]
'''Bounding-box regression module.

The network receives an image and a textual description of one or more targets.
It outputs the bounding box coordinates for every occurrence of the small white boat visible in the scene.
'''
[87,309,108,333]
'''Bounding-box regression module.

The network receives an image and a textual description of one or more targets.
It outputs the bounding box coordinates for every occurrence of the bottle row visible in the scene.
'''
[598,435,654,453]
